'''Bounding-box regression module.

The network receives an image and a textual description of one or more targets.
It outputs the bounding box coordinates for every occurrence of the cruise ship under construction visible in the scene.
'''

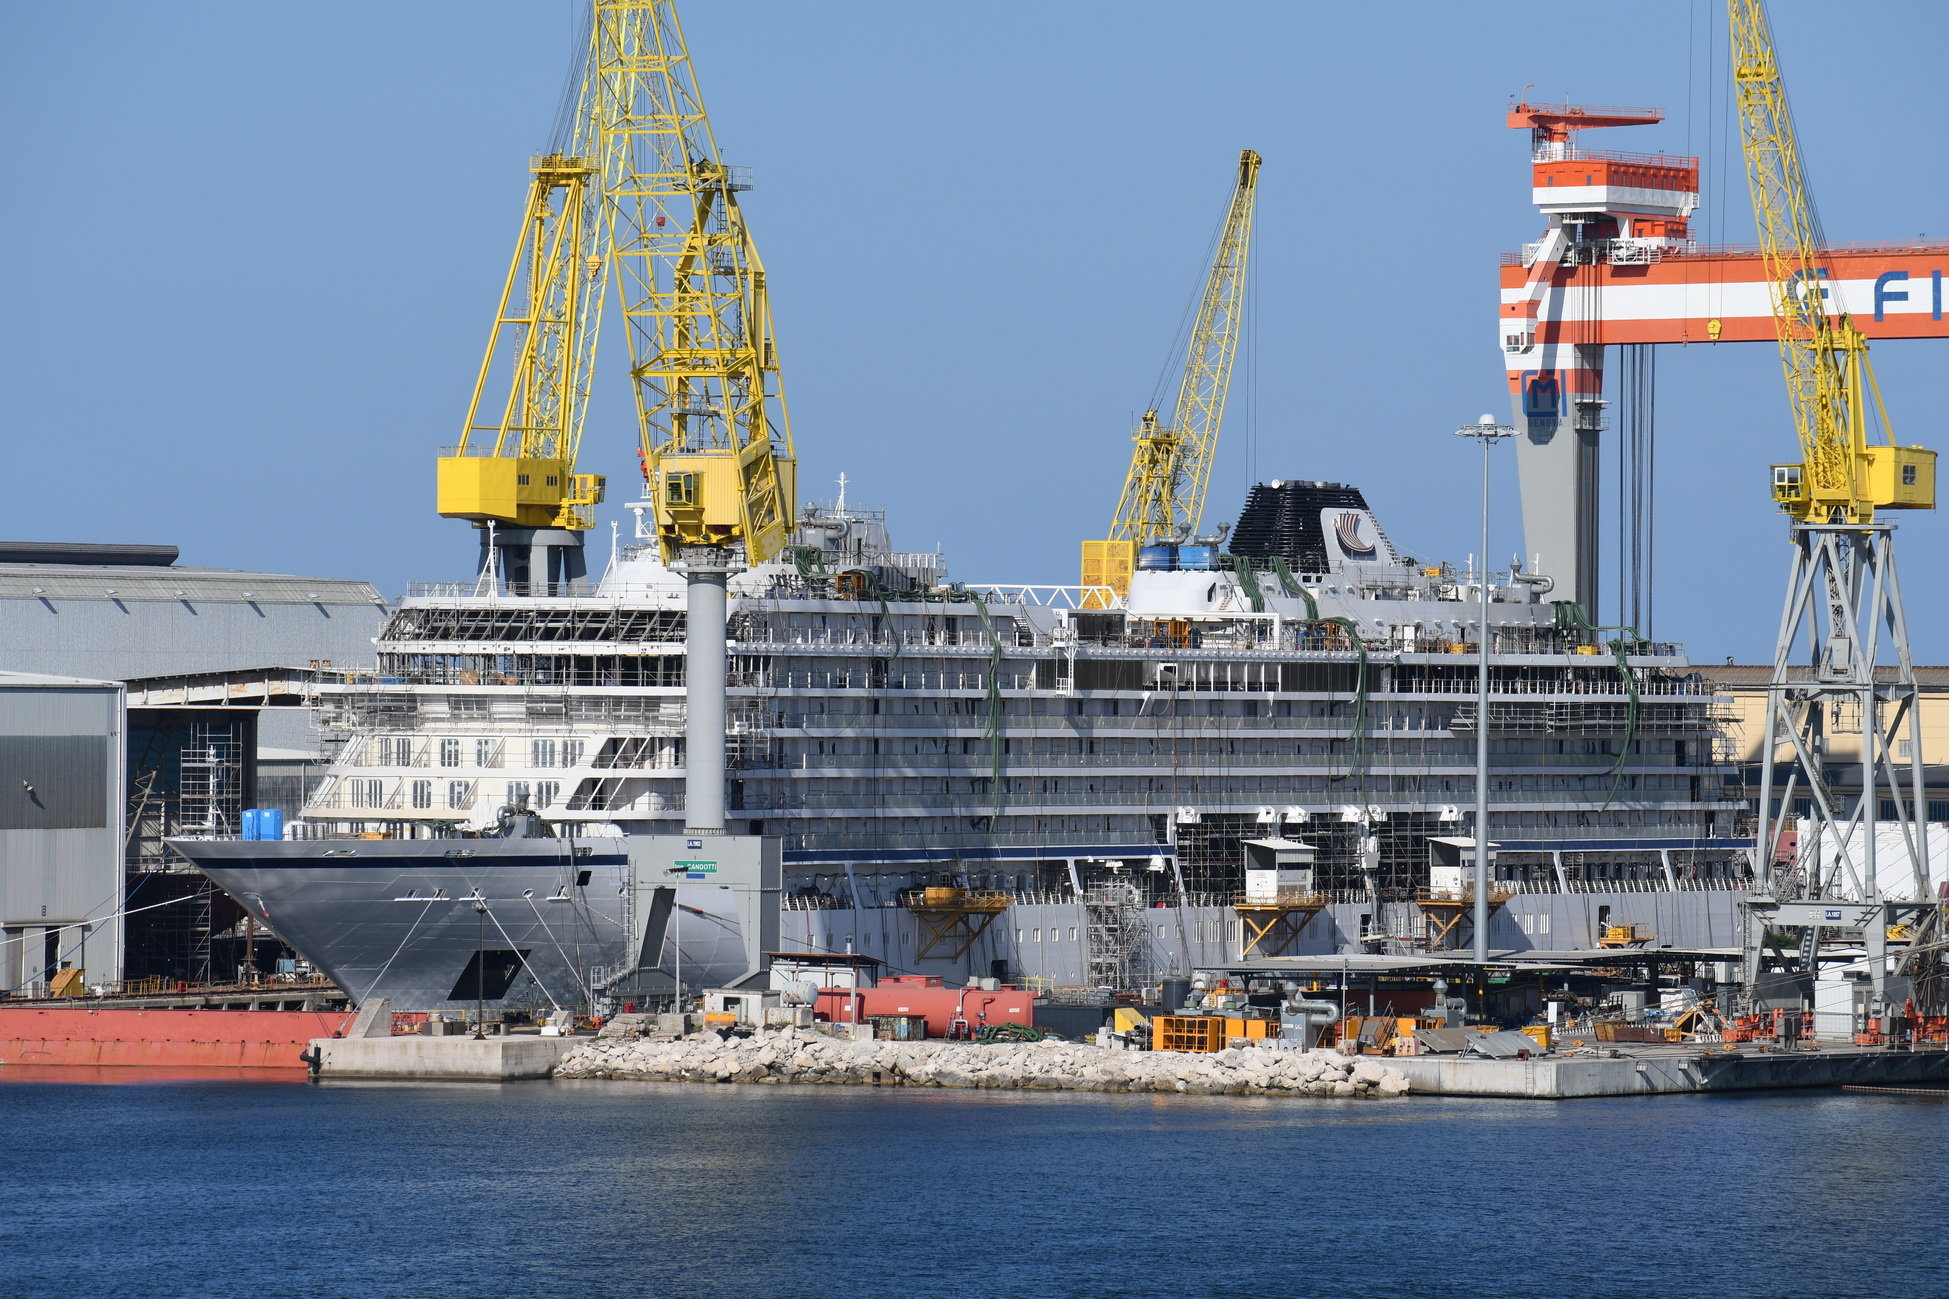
[178,477,1752,1011]
[175,0,1752,1014]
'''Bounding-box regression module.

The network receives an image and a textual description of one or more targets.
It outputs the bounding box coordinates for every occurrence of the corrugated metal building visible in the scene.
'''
[0,671,125,993]
[0,542,389,986]
[0,543,387,751]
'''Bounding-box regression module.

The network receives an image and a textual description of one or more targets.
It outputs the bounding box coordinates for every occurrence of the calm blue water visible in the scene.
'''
[2,1078,1945,1299]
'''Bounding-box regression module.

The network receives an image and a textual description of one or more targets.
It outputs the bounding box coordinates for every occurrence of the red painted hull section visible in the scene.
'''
[0,1008,354,1076]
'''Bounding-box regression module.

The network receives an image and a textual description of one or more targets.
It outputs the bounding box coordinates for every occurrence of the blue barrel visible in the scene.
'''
[1176,545,1217,570]
[1137,544,1178,571]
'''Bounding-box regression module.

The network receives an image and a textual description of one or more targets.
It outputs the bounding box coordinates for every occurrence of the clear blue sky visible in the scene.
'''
[4,2,1945,664]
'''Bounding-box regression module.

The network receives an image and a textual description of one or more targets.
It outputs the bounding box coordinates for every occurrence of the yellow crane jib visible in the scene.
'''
[597,1,796,566]
[438,150,607,533]
[1729,0,1934,523]
[1083,149,1260,602]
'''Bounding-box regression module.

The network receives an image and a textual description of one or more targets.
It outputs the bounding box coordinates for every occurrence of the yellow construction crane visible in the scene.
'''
[437,0,795,587]
[1081,149,1260,601]
[1731,0,1934,997]
[436,110,607,588]
[595,0,796,566]
[1729,0,1934,521]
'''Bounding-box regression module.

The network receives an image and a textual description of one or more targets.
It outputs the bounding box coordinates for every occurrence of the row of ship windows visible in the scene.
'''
[782,773,1701,796]
[344,779,560,811]
[367,738,589,769]
[1010,924,1238,946]
[366,734,1687,766]
[796,736,1673,758]
[806,922,1249,951]
[336,772,1711,816]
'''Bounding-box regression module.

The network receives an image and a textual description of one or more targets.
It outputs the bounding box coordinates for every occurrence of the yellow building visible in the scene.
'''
[1696,666,1949,823]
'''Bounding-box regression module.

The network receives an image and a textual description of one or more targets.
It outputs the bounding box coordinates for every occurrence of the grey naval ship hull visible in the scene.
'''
[178,838,751,1013]
[180,837,1750,1014]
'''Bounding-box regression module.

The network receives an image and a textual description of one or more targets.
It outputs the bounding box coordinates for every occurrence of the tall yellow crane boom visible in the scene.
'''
[595,0,796,565]
[1082,150,1260,600]
[435,145,608,549]
[1728,0,1934,520]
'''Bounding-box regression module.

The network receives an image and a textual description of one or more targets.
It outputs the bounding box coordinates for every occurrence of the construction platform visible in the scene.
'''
[1385,1043,1949,1099]
[298,997,581,1081]
[308,1033,580,1082]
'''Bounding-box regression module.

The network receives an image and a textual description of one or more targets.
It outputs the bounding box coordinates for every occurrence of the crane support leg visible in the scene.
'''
[677,546,733,836]
[1751,523,1930,1013]
[1757,524,1929,895]
[483,528,588,596]
[1507,344,1603,614]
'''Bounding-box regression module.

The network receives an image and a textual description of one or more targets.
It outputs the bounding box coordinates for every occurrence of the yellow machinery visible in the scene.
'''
[1729,1,1935,523]
[595,0,796,566]
[437,150,606,534]
[1732,1,1935,998]
[1081,150,1260,602]
[437,0,796,585]
[1596,923,1653,949]
[436,139,608,587]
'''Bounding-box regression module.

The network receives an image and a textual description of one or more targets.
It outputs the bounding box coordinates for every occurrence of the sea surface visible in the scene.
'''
[2,1076,1945,1299]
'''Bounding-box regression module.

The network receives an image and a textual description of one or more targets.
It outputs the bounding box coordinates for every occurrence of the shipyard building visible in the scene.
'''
[0,672,125,993]
[0,542,387,991]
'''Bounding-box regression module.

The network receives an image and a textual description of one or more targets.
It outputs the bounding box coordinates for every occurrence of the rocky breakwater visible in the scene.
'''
[554,1027,1411,1098]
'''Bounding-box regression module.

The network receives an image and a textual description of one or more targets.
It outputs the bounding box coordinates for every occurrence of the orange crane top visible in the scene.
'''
[1507,101,1664,144]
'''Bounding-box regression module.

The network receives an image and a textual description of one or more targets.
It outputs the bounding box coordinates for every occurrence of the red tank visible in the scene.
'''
[814,976,1037,1038]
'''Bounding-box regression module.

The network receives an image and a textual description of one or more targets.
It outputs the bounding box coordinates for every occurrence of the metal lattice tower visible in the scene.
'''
[1083,882,1150,991]
[1729,0,1937,1014]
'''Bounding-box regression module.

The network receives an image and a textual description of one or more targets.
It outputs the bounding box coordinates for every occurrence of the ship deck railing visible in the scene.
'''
[1500,874,1754,895]
[736,751,1725,773]
[316,666,1723,699]
[741,708,1728,732]
[733,788,1739,812]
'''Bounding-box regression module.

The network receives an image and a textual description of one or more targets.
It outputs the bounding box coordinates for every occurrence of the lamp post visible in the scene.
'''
[472,897,488,1036]
[1454,415,1513,966]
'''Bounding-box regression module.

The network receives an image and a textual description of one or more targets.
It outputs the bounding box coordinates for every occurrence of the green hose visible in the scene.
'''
[1324,616,1370,785]
[1224,555,1267,613]
[1269,557,1318,619]
[971,591,1007,814]
[1551,601,1641,808]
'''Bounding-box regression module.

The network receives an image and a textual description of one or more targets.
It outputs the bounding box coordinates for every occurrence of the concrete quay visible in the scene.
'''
[1387,1044,1949,1098]
[308,1033,579,1081]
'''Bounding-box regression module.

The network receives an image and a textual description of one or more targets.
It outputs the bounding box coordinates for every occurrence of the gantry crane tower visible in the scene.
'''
[441,1,797,838]
[1081,150,1259,602]
[1729,0,1937,1011]
[597,0,795,836]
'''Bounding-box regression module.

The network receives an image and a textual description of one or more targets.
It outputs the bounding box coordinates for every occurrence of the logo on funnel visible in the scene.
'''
[1334,511,1376,557]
